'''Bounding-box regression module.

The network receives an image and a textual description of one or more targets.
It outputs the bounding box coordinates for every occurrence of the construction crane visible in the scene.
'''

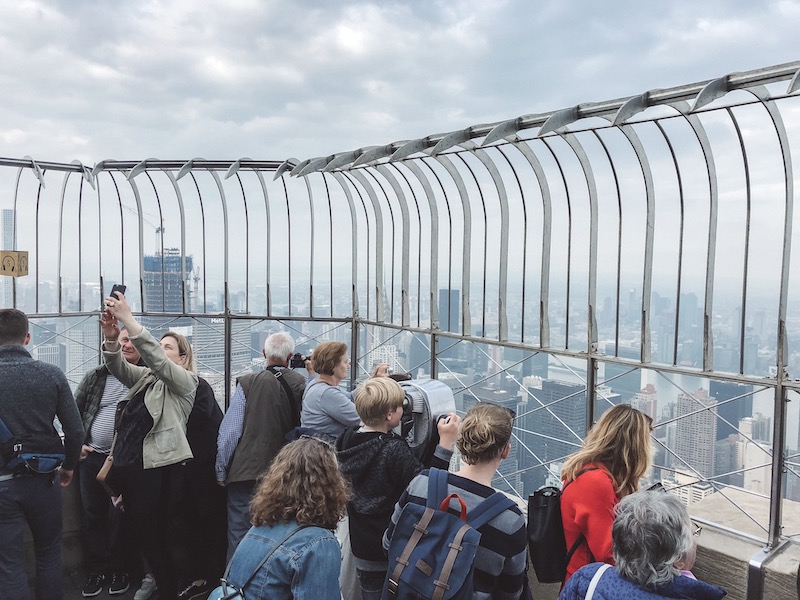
[120,205,164,253]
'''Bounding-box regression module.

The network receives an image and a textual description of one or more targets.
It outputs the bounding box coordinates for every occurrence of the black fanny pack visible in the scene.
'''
[0,418,64,475]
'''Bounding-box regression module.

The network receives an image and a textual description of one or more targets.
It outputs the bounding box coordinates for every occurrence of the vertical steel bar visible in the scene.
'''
[376,164,412,327]
[510,142,553,348]
[350,171,386,323]
[471,145,510,342]
[434,156,473,337]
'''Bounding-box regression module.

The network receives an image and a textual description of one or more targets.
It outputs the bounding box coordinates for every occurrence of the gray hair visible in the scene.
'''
[612,491,694,589]
[264,332,295,363]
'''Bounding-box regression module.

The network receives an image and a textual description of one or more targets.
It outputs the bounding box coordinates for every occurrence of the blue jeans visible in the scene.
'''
[0,472,63,600]
[357,568,385,600]
[226,480,256,562]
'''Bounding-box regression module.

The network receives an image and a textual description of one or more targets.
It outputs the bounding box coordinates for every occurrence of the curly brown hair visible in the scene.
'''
[249,438,350,530]
[311,341,348,376]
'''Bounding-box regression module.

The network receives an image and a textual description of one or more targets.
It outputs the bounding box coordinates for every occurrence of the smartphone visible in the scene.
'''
[110,284,126,298]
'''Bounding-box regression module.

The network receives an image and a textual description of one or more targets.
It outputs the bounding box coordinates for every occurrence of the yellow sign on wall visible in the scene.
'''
[0,251,29,277]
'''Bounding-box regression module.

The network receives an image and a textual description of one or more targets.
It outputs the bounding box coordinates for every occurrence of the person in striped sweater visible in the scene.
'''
[383,403,528,600]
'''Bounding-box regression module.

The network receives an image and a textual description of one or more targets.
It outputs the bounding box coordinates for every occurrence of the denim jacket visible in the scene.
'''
[227,519,342,600]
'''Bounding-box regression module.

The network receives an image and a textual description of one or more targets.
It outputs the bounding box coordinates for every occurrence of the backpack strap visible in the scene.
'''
[387,505,438,598]
[466,491,517,530]
[426,467,450,509]
[433,521,473,600]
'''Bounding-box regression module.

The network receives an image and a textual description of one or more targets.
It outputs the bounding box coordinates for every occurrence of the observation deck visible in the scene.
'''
[4,60,800,599]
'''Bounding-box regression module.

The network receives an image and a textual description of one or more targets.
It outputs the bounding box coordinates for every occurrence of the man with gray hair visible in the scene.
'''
[215,331,306,559]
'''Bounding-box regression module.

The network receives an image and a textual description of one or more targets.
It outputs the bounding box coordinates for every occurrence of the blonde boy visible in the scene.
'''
[335,377,460,600]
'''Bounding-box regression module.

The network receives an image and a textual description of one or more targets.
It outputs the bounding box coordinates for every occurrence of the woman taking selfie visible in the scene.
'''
[100,291,198,600]
[560,403,653,583]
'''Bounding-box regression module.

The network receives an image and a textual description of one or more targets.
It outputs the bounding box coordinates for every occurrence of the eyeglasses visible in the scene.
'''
[692,523,702,537]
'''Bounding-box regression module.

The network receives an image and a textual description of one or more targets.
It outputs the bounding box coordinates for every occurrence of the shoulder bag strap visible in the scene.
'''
[222,524,311,593]
[584,563,612,600]
[267,367,301,419]
[562,467,602,565]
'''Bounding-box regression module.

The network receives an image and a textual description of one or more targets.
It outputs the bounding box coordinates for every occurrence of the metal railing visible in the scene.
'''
[3,60,800,599]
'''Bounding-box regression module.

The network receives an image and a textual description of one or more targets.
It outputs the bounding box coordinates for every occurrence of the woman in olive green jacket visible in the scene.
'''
[100,291,198,600]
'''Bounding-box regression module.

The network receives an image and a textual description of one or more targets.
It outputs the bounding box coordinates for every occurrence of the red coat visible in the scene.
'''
[560,464,617,583]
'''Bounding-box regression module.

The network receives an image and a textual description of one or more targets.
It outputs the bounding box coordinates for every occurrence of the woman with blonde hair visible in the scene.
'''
[100,292,198,600]
[216,437,350,600]
[560,403,653,583]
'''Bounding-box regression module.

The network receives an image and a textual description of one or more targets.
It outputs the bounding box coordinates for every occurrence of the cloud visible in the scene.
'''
[0,0,797,164]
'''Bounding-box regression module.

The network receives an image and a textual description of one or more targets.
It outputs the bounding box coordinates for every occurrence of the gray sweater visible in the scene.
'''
[0,344,83,470]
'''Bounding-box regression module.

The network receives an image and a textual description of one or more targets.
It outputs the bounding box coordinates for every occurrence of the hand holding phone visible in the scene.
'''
[110,284,126,299]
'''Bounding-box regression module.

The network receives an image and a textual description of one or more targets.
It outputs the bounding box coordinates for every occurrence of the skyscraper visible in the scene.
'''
[438,289,459,333]
[676,388,717,479]
[522,379,588,492]
[709,380,754,441]
[142,248,193,333]
[465,385,524,495]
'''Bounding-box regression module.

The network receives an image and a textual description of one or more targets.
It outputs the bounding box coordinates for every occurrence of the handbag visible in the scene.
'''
[207,524,310,600]
[96,429,123,497]
[95,453,119,497]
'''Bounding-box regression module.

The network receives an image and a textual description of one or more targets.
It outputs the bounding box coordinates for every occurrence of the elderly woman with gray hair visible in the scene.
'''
[558,491,726,600]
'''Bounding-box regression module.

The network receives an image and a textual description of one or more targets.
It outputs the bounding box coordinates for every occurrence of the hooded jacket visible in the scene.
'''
[335,426,452,562]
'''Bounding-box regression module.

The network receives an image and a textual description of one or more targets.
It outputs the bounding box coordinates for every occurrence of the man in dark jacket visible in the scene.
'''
[0,308,83,600]
[215,331,306,560]
[74,327,142,598]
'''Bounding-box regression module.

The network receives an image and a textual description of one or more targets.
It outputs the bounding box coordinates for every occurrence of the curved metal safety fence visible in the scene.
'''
[2,60,800,597]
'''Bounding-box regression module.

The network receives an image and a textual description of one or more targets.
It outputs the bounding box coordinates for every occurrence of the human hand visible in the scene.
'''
[99,309,120,342]
[111,495,124,511]
[371,363,391,377]
[59,468,74,487]
[305,358,317,376]
[104,291,132,322]
[436,412,461,448]
[103,292,142,337]
[79,445,93,462]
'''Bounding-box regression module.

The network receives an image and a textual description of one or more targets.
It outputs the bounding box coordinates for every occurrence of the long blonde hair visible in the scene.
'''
[561,404,652,497]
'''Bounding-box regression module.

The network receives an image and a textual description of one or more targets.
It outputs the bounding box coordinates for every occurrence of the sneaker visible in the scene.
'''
[177,579,213,600]
[134,574,158,600]
[82,573,105,598]
[109,571,130,595]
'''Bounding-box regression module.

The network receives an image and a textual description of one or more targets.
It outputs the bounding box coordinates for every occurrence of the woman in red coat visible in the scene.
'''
[560,404,653,583]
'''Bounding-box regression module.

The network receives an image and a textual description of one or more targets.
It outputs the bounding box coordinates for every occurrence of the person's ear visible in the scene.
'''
[24,332,31,346]
[500,442,511,459]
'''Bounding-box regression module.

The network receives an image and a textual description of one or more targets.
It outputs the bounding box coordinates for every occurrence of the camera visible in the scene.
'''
[289,352,311,369]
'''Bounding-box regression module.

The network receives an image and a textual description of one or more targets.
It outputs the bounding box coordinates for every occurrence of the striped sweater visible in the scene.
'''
[383,469,528,600]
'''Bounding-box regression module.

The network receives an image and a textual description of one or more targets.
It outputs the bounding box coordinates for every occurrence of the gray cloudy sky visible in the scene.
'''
[1,0,798,164]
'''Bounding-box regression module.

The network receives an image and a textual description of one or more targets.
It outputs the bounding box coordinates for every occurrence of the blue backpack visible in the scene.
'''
[383,468,516,600]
